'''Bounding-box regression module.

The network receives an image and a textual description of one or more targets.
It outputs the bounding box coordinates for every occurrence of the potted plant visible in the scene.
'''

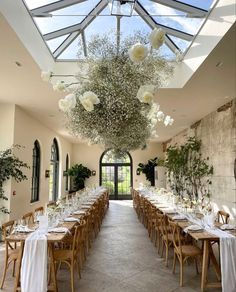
[137,157,164,186]
[68,164,92,191]
[0,145,29,241]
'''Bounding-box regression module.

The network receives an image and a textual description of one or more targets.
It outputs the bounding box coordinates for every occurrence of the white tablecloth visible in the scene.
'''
[21,230,47,292]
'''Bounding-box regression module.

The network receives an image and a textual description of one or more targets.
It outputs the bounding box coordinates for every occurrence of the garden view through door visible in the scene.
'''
[100,150,133,199]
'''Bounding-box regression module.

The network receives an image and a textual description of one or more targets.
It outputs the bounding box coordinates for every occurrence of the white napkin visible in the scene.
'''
[172,214,187,220]
[73,210,86,215]
[220,224,235,230]
[21,230,47,292]
[15,226,34,233]
[204,227,236,292]
[184,224,203,233]
[64,217,80,222]
[48,227,69,233]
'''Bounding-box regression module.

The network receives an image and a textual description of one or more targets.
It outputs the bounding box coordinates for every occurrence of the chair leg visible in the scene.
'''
[172,252,176,274]
[195,257,199,274]
[180,260,184,287]
[165,245,169,267]
[0,256,8,289]
[71,263,75,292]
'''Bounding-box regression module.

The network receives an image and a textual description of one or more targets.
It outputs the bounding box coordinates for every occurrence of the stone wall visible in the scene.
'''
[166,99,236,220]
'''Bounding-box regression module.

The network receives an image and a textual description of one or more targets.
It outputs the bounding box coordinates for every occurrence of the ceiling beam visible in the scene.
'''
[116,16,121,54]
[135,1,193,42]
[44,0,108,41]
[150,0,207,16]
[53,32,79,58]
[81,30,88,57]
[30,0,87,15]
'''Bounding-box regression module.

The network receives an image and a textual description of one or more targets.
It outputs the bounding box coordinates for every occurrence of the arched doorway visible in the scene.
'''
[100,149,133,200]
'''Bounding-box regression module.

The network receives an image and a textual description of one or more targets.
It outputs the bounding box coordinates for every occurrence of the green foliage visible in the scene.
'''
[165,137,213,199]
[68,164,92,191]
[137,157,164,186]
[0,146,29,214]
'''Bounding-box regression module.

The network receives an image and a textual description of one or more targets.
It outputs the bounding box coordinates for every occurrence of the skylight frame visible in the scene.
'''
[24,0,215,61]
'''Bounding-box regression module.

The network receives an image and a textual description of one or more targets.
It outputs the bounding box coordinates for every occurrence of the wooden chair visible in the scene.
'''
[169,220,202,287]
[52,221,86,292]
[216,210,230,224]
[0,220,20,289]
[34,206,44,215]
[159,214,174,266]
[21,212,34,225]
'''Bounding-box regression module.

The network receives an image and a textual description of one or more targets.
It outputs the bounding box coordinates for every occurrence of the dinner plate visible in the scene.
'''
[220,224,236,230]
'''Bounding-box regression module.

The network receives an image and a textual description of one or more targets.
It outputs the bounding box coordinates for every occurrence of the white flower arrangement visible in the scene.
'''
[149,28,165,49]
[45,30,178,151]
[58,93,76,112]
[128,43,148,63]
[164,115,174,126]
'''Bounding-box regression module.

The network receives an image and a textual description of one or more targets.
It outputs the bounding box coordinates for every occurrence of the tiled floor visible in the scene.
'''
[0,200,221,291]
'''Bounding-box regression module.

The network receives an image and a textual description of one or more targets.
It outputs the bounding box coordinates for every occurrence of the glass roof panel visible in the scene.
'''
[168,35,191,52]
[34,16,84,35]
[46,34,69,53]
[23,0,212,60]
[24,0,60,10]
[85,6,117,45]
[138,0,204,35]
[120,13,152,41]
[177,0,215,10]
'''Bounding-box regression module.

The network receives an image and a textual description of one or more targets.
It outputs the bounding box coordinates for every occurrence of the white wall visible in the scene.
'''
[0,104,15,224]
[0,104,73,222]
[72,142,164,189]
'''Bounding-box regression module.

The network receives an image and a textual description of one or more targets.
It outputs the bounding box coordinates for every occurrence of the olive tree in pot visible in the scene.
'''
[68,164,92,191]
[0,146,29,241]
[137,157,164,186]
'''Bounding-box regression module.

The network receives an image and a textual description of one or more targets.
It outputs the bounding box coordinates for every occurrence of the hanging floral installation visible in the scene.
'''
[42,29,179,152]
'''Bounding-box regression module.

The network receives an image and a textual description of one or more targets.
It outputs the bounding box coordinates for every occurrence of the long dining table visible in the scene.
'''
[137,191,236,292]
[6,189,107,292]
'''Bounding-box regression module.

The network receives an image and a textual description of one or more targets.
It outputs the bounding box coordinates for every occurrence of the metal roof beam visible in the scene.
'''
[135,2,193,42]
[53,31,79,58]
[43,0,108,41]
[150,0,207,16]
[81,30,88,57]
[30,0,87,15]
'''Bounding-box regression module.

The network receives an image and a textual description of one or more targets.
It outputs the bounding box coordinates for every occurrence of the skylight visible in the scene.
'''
[23,0,215,61]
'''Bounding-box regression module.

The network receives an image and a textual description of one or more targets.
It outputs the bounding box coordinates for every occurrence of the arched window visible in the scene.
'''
[65,154,69,191]
[49,138,59,201]
[100,149,133,200]
[31,140,40,202]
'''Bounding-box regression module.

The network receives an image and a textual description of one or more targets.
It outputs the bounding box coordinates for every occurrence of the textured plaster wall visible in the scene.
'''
[167,99,236,220]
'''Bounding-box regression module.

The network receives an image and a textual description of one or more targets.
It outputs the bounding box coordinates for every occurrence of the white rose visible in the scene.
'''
[65,93,76,109]
[137,85,155,104]
[58,93,76,112]
[41,70,52,82]
[142,92,154,104]
[80,98,94,112]
[58,99,70,112]
[149,28,165,49]
[128,43,148,63]
[164,115,174,126]
[82,91,100,105]
[53,81,66,92]
[157,111,165,121]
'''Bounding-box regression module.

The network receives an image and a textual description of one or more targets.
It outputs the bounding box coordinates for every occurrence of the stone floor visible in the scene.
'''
[0,200,221,292]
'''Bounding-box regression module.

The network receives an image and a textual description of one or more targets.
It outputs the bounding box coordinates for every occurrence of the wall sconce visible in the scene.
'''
[136,169,140,175]
[45,170,50,178]
[91,170,96,176]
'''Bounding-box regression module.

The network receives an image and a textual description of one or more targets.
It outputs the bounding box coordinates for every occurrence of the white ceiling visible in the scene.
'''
[0,12,235,144]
